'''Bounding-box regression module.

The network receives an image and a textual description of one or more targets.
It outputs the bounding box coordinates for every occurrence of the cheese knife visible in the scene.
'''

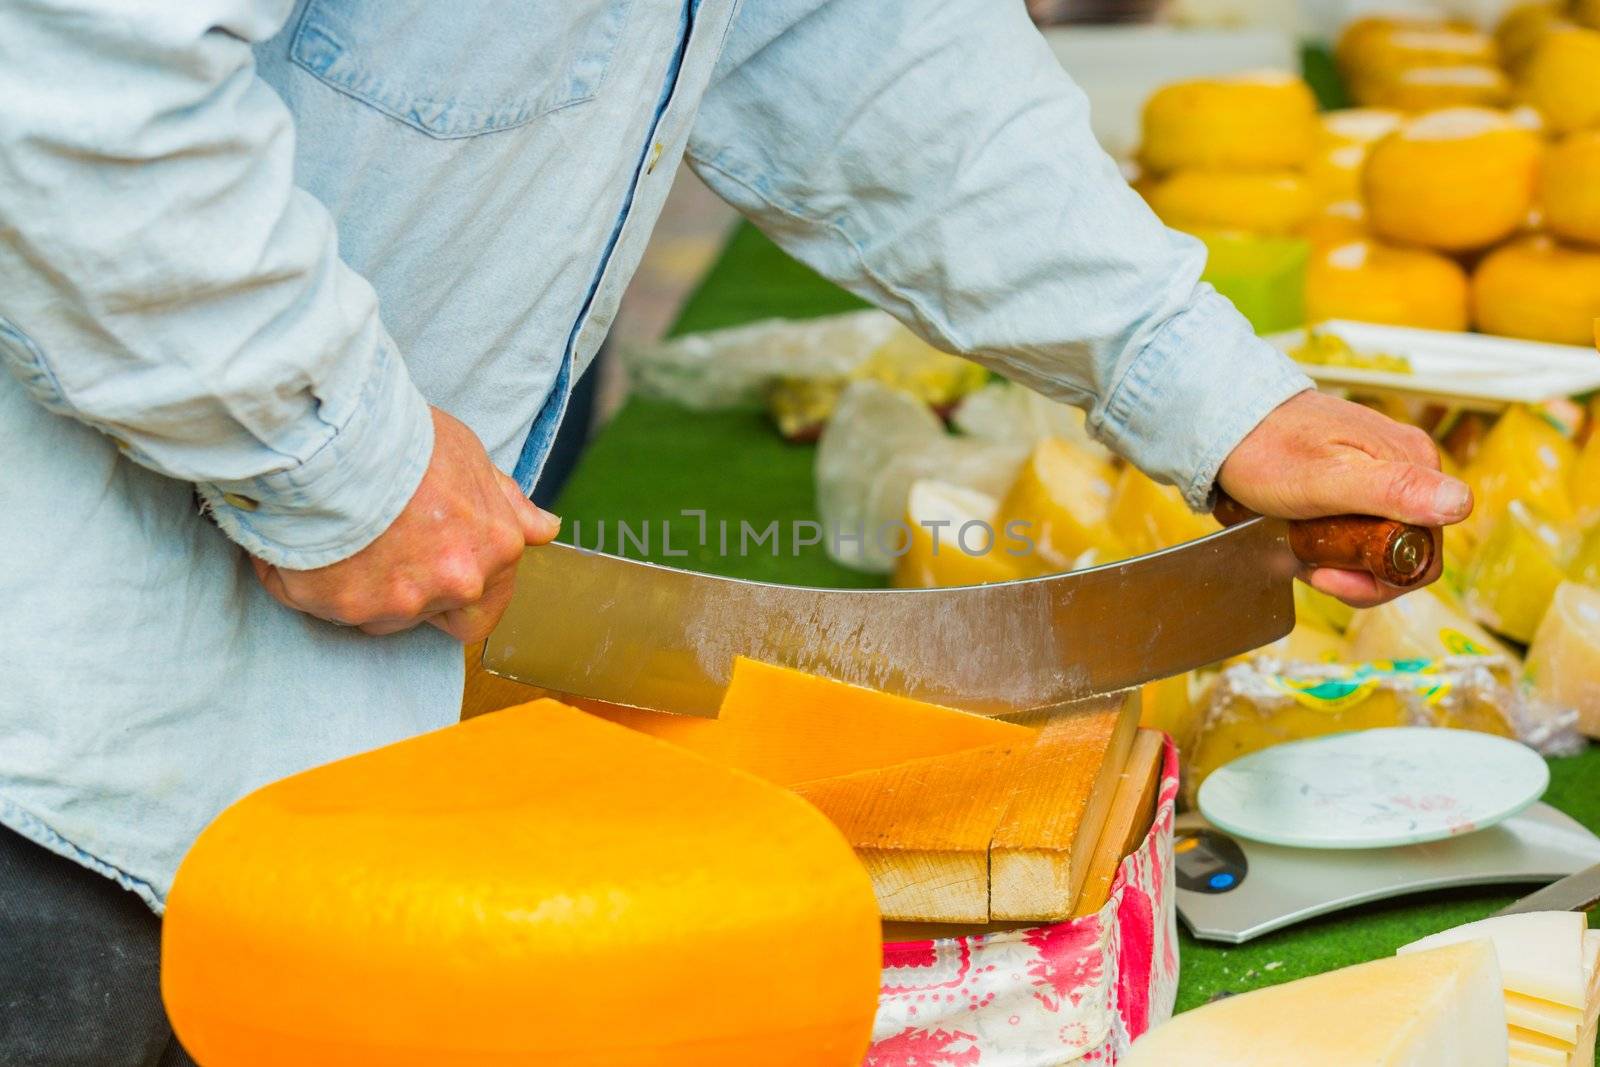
[482,511,1436,718]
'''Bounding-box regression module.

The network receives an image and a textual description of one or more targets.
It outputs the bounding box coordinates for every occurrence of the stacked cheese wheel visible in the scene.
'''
[1132,4,1600,344]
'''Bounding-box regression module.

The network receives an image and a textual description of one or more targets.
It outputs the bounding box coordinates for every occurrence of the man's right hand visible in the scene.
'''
[250,407,560,643]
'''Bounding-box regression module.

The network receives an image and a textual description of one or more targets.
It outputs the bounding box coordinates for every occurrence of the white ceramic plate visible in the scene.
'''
[1198,728,1551,850]
[1267,320,1600,411]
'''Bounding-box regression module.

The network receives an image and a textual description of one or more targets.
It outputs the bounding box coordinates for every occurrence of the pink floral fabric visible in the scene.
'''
[869,738,1181,1066]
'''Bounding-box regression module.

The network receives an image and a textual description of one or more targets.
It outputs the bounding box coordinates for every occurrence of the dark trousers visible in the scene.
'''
[0,826,197,1067]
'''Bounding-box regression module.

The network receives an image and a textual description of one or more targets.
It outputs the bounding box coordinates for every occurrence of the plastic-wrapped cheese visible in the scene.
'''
[1526,582,1600,738]
[1345,587,1517,671]
[1124,942,1508,1066]
[1107,465,1219,555]
[996,436,1124,570]
[1464,501,1575,643]
[163,700,882,1067]
[892,479,1031,588]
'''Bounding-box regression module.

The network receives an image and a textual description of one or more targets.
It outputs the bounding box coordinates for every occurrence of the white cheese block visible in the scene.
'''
[1401,913,1589,1012]
[1124,942,1508,1067]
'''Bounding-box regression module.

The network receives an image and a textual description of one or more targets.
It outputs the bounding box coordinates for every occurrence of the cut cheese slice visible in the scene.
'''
[989,692,1142,921]
[714,657,1035,786]
[1124,941,1509,1066]
[1508,1025,1571,1067]
[793,742,1027,923]
[163,700,882,1067]
[1507,992,1582,1045]
[1401,912,1589,1013]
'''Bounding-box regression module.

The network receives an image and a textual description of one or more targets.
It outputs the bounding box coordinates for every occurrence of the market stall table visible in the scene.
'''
[553,222,1600,1020]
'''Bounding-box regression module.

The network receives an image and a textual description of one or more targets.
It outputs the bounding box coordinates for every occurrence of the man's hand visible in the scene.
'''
[1218,390,1472,608]
[251,407,560,643]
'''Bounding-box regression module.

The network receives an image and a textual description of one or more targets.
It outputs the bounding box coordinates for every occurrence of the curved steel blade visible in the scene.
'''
[483,517,1297,717]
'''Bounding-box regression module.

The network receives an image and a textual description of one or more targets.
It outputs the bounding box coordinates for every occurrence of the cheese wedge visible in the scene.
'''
[1526,582,1600,739]
[571,658,1035,787]
[1124,942,1508,1066]
[793,742,1027,923]
[163,700,882,1067]
[714,658,1035,786]
[1401,912,1588,1013]
[989,693,1142,921]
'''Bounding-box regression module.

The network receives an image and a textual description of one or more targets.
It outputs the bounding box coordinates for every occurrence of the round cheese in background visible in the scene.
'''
[1495,0,1572,75]
[1139,70,1317,173]
[1472,234,1600,346]
[1363,108,1541,253]
[1305,238,1469,331]
[1301,199,1369,247]
[1369,64,1511,111]
[1148,169,1317,236]
[1341,24,1499,106]
[1541,131,1600,248]
[162,700,883,1067]
[1305,108,1403,202]
[1523,26,1600,135]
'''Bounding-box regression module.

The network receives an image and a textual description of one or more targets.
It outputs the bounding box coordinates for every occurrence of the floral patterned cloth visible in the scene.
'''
[869,739,1181,1066]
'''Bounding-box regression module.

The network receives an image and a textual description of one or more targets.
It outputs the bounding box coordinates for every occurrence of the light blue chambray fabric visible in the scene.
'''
[0,0,1309,908]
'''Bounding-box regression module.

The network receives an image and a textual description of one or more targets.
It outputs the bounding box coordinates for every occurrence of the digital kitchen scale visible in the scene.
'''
[1174,803,1600,944]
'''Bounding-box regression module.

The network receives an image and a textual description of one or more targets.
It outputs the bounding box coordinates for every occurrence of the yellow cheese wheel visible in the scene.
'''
[1472,235,1600,346]
[1148,169,1317,236]
[1342,26,1500,106]
[162,700,882,1067]
[1369,64,1511,111]
[1305,239,1469,330]
[1364,108,1541,252]
[1497,0,1570,72]
[1523,27,1600,135]
[1300,199,1369,247]
[1305,109,1403,202]
[1541,131,1600,247]
[1140,70,1317,173]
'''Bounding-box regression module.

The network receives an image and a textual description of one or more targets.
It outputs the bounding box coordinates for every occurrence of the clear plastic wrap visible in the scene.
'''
[951,380,1113,462]
[623,310,898,410]
[1182,656,1582,803]
[815,382,1027,573]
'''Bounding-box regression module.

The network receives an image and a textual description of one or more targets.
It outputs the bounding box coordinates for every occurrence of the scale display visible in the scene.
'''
[1175,803,1600,944]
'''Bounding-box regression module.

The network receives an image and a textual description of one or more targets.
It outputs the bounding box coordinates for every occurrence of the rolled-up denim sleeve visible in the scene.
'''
[688,0,1312,507]
[0,0,433,569]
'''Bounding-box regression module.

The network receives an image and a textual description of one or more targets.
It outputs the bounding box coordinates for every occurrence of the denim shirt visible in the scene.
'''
[0,0,1310,908]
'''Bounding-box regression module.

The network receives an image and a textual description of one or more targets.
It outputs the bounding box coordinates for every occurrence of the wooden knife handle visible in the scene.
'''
[1214,495,1439,588]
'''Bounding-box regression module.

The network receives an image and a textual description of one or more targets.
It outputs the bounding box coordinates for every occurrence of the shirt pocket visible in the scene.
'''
[290,0,635,139]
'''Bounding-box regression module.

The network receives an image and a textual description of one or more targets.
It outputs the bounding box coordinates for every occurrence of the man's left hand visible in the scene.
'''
[1218,390,1473,608]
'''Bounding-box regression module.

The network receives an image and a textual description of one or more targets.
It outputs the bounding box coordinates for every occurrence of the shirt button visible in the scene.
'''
[646,141,664,174]
[221,492,260,512]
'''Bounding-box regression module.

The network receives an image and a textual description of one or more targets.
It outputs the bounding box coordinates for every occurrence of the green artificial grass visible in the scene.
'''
[559,215,1600,1032]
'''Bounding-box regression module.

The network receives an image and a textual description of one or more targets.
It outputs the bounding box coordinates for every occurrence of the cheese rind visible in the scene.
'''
[163,700,883,1067]
[1124,941,1508,1066]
